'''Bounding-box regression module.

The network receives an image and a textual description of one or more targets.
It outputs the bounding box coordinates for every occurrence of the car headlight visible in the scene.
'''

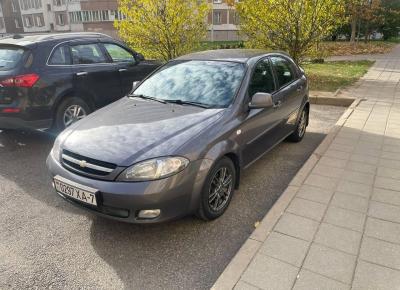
[50,130,69,162]
[118,156,189,182]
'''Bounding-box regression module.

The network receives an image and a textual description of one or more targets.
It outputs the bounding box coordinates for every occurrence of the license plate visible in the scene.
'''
[54,175,98,206]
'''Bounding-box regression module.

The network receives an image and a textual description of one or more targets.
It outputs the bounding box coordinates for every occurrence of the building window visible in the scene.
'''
[53,0,65,6]
[24,15,33,27]
[11,1,18,12]
[15,18,21,28]
[57,13,65,25]
[0,18,4,30]
[19,0,41,10]
[213,11,222,25]
[35,14,44,26]
[69,10,113,23]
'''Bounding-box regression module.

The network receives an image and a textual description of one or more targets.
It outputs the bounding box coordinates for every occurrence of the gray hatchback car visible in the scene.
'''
[46,49,309,223]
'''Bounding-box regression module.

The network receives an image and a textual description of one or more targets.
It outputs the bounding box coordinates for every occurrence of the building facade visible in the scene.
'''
[0,0,241,41]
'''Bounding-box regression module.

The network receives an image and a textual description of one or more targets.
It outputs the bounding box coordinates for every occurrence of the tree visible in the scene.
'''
[378,0,400,40]
[235,0,346,63]
[347,0,382,43]
[115,0,209,61]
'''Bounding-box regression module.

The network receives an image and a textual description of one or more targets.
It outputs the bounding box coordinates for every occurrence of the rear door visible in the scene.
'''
[69,41,122,108]
[101,42,155,96]
[270,56,303,135]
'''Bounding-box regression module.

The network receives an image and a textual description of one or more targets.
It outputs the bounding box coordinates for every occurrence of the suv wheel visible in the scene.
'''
[54,97,91,131]
[197,157,236,221]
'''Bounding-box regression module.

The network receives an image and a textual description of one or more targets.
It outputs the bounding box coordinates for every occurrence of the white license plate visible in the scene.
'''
[54,176,98,206]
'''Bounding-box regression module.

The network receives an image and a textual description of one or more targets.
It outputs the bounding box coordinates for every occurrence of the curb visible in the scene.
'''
[309,96,355,107]
[211,98,362,290]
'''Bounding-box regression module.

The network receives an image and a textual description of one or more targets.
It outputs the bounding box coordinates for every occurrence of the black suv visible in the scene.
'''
[0,33,160,131]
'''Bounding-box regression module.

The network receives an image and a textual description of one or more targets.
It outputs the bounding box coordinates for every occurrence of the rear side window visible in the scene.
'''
[271,56,296,88]
[49,45,70,65]
[70,43,107,65]
[103,43,135,63]
[0,47,25,70]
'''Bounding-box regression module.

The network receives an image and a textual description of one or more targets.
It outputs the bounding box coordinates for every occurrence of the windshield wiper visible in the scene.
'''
[164,99,211,108]
[129,94,167,104]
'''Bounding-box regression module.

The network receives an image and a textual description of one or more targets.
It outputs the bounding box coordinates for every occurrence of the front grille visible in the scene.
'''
[61,149,117,177]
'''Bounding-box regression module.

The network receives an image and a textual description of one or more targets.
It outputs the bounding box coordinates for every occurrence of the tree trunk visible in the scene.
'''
[350,17,357,43]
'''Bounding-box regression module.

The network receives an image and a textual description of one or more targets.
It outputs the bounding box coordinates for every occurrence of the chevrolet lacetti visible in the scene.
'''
[46,50,309,223]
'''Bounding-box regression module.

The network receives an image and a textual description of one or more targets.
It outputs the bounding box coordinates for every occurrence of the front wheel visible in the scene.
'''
[287,107,308,142]
[197,157,236,221]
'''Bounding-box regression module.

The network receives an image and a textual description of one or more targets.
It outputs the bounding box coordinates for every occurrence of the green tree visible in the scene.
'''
[236,0,346,63]
[115,0,210,61]
[378,0,400,40]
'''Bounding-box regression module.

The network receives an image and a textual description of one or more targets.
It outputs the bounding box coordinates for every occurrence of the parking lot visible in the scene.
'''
[0,104,345,290]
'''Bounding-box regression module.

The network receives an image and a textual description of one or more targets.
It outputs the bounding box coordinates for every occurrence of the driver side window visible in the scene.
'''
[248,58,275,97]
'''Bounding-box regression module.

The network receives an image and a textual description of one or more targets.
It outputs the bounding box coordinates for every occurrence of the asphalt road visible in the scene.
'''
[0,104,345,290]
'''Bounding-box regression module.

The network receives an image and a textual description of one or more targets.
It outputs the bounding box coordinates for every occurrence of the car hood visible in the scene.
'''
[62,97,224,166]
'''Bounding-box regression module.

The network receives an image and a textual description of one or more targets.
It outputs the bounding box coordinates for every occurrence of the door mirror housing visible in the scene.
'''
[136,53,145,62]
[132,81,140,91]
[249,92,274,109]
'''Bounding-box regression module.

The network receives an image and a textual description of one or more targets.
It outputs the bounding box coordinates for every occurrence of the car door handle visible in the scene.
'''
[273,100,282,108]
[76,71,88,76]
[118,68,128,72]
[296,86,303,92]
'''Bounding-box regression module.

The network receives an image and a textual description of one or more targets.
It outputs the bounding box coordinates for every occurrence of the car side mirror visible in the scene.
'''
[132,81,140,91]
[249,92,274,109]
[136,53,145,62]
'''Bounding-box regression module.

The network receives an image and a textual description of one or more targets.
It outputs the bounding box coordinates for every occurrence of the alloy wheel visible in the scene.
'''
[63,105,87,127]
[298,110,307,138]
[208,167,233,212]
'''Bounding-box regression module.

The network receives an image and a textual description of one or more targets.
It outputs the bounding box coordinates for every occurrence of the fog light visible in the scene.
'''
[138,209,161,219]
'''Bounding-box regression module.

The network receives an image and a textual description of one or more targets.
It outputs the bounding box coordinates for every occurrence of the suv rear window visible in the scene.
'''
[0,47,25,70]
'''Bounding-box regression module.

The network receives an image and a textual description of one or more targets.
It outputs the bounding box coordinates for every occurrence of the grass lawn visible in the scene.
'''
[303,60,374,92]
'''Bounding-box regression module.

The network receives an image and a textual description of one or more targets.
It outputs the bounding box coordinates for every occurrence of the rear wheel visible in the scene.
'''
[53,97,91,132]
[287,107,308,142]
[197,157,236,221]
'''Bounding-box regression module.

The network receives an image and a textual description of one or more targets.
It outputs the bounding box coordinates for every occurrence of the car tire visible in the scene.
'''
[287,106,308,143]
[197,157,236,221]
[53,97,91,132]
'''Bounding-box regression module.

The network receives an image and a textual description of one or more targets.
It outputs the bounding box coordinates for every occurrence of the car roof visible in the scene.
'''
[0,32,112,47]
[175,49,289,63]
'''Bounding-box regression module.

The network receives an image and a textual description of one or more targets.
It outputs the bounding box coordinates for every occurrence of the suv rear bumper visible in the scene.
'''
[0,116,52,130]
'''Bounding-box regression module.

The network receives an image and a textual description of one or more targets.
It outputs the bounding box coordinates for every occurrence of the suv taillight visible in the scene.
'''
[0,74,39,88]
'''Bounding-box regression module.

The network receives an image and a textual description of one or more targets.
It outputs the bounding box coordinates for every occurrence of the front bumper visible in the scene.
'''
[46,154,213,223]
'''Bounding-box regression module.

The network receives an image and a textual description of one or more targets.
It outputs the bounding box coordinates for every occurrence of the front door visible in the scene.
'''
[101,42,155,96]
[240,58,287,167]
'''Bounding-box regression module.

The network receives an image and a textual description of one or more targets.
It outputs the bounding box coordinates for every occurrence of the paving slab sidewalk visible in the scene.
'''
[213,45,400,290]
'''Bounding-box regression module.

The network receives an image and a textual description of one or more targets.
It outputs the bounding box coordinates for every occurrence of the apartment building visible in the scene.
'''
[0,0,241,41]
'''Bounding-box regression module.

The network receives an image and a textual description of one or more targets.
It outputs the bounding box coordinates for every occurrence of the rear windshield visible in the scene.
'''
[0,47,25,70]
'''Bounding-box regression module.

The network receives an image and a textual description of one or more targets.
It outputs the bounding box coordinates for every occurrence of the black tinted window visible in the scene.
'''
[71,43,107,64]
[271,56,295,88]
[49,45,69,65]
[249,58,275,96]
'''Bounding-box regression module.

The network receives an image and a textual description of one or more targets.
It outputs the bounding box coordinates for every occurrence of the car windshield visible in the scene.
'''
[0,47,25,70]
[132,60,246,108]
